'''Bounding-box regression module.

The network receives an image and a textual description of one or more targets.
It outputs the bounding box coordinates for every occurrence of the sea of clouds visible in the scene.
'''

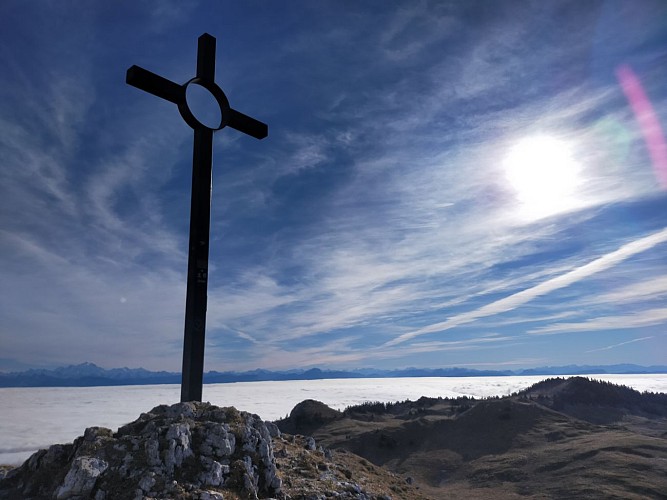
[2,374,666,466]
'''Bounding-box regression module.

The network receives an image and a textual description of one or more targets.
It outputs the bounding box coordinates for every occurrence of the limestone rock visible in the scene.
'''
[0,402,281,499]
[305,437,317,451]
[265,421,281,438]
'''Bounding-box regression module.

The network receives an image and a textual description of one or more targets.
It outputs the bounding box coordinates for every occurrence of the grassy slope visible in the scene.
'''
[276,378,667,499]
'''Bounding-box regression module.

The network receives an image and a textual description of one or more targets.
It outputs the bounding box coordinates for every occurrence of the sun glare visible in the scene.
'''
[503,135,582,219]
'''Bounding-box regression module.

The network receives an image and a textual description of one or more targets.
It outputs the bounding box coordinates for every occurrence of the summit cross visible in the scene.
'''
[126,33,268,402]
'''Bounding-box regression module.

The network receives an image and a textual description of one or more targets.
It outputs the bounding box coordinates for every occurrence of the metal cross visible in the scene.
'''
[126,33,267,402]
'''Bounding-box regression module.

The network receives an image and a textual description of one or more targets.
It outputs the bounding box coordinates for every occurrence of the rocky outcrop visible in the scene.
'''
[0,402,281,499]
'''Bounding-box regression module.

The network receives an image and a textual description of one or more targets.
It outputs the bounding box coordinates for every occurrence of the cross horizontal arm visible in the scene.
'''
[228,109,268,139]
[126,65,183,104]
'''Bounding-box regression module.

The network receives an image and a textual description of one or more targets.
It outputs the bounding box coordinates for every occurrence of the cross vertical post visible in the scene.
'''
[181,34,215,403]
[126,33,268,402]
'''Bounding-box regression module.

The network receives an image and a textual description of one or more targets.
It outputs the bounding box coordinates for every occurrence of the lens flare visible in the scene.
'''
[616,64,667,189]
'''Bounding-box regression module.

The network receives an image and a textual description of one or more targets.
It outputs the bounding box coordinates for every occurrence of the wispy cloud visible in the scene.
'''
[586,336,655,353]
[588,275,667,305]
[385,228,667,346]
[213,331,521,372]
[530,308,667,336]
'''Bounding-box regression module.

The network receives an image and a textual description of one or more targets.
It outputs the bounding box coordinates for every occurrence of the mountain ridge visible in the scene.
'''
[273,376,667,498]
[1,362,666,388]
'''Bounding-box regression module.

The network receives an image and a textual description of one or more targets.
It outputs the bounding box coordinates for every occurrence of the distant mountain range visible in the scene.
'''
[0,362,665,388]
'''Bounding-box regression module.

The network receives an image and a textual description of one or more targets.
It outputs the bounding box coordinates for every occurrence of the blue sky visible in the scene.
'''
[1,1,667,372]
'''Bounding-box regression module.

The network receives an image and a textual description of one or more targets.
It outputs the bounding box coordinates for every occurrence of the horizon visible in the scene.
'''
[3,360,667,377]
[2,2,667,373]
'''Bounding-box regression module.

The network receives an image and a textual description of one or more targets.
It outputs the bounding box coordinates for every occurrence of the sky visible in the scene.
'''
[1,0,667,373]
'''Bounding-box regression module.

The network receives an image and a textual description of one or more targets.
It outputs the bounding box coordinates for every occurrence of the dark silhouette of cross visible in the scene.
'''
[126,33,267,402]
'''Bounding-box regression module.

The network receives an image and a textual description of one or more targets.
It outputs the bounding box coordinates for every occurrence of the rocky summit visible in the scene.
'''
[0,402,281,499]
[0,402,420,500]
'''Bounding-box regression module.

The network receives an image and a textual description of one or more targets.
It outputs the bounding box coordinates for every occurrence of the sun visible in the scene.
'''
[503,135,582,219]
